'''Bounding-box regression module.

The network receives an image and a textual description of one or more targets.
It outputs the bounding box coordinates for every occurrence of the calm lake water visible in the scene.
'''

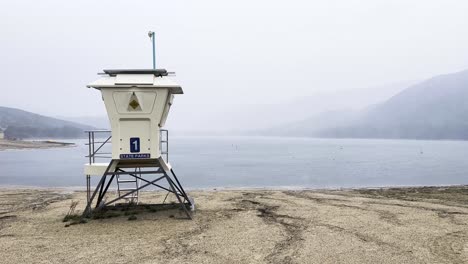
[0,136,467,189]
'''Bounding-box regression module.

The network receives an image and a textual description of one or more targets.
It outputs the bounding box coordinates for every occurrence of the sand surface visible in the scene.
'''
[0,139,74,151]
[0,187,468,263]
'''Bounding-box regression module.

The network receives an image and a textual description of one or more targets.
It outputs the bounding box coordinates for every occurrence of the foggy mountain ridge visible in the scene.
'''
[251,108,363,137]
[267,69,468,140]
[57,80,415,135]
[162,79,417,133]
[56,80,416,136]
[0,106,95,139]
[55,115,110,130]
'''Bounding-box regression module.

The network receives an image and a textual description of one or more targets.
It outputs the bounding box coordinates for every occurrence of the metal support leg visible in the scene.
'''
[96,174,115,207]
[95,175,107,207]
[82,175,106,217]
[170,169,191,205]
[166,177,188,203]
[166,175,192,219]
[82,160,116,217]
[86,175,90,214]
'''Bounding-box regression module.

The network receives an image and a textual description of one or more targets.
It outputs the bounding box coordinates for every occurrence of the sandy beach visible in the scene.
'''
[0,187,467,263]
[0,139,74,151]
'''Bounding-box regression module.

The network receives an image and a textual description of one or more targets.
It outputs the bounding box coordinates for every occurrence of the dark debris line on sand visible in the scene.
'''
[353,186,468,205]
[237,192,308,264]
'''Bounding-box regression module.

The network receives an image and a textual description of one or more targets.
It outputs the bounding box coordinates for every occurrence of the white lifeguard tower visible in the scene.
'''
[83,69,192,219]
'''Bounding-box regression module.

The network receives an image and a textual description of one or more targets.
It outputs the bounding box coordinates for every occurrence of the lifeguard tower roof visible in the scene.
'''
[87,69,183,94]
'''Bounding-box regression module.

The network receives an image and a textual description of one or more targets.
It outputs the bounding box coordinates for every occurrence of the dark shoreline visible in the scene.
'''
[0,139,75,151]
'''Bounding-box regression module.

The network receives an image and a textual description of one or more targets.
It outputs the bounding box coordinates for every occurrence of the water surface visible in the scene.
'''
[0,136,467,189]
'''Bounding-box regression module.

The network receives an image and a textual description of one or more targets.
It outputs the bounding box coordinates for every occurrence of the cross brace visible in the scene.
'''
[82,159,192,220]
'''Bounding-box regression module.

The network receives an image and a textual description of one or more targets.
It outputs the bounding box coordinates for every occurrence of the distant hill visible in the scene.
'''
[175,80,416,133]
[0,106,95,139]
[263,69,468,140]
[55,115,110,130]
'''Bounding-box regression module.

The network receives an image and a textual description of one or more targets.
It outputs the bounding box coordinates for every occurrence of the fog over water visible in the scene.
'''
[2,1,468,133]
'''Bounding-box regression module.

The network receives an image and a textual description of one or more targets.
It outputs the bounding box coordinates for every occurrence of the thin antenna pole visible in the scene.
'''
[148,31,156,69]
[152,33,156,69]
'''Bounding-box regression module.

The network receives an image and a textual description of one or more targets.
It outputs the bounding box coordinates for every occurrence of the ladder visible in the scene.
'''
[160,129,169,162]
[116,168,141,204]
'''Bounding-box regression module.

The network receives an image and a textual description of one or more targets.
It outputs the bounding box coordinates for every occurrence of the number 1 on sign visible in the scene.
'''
[130,137,140,153]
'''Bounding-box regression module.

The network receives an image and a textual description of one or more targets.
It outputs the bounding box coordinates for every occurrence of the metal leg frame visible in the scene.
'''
[116,169,177,195]
[82,160,192,219]
[111,169,192,219]
[102,175,166,207]
[82,160,116,218]
[116,168,191,205]
[82,174,107,218]
[165,174,192,219]
[86,175,91,214]
[96,174,115,207]
[170,169,190,204]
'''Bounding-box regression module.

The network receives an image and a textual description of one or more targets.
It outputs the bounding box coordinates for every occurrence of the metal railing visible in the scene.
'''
[86,130,112,164]
[85,129,169,164]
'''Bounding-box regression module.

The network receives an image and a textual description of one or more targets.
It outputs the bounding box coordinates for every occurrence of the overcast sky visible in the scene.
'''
[1,0,468,130]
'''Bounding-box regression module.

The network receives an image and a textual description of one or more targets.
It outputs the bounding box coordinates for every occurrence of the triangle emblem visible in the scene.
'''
[128,92,142,111]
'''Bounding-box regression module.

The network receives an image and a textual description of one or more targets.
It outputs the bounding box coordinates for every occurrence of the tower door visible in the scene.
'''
[119,119,151,159]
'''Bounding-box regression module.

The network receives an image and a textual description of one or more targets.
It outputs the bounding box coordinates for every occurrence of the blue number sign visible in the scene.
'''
[130,137,140,153]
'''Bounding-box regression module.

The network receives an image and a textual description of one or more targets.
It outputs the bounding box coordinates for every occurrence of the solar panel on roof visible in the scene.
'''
[103,69,168,77]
